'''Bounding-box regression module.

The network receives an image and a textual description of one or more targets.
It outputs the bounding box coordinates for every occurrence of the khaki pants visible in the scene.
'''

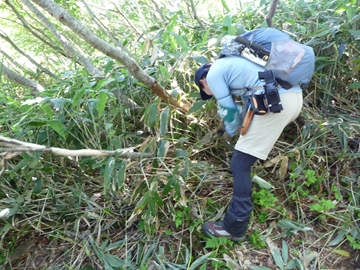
[235,92,303,160]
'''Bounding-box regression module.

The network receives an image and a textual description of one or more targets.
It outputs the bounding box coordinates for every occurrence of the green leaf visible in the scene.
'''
[148,195,156,216]
[220,0,230,13]
[33,178,42,194]
[28,121,47,127]
[171,32,189,52]
[189,253,211,270]
[188,100,205,114]
[349,30,360,40]
[73,86,87,107]
[282,239,288,263]
[117,160,127,188]
[160,107,170,136]
[192,56,209,64]
[48,120,66,139]
[278,220,313,234]
[222,15,232,27]
[349,82,360,89]
[40,103,54,117]
[266,237,284,270]
[94,78,115,91]
[329,229,347,246]
[104,157,115,194]
[104,60,114,75]
[152,191,164,208]
[272,248,284,270]
[205,236,220,249]
[285,259,296,269]
[96,91,107,117]
[146,103,159,127]
[252,175,275,189]
[333,249,350,257]
[104,253,124,267]
[157,140,169,157]
[250,266,273,270]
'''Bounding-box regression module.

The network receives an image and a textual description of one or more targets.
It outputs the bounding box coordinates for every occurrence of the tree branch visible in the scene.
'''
[0,136,154,159]
[32,0,190,113]
[266,0,279,28]
[0,62,45,92]
[189,0,206,30]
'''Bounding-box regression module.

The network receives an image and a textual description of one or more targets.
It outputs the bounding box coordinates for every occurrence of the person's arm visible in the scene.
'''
[206,70,241,137]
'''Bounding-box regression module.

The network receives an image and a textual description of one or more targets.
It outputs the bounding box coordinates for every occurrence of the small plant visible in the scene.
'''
[247,230,266,249]
[253,188,278,208]
[310,198,337,213]
[304,169,324,189]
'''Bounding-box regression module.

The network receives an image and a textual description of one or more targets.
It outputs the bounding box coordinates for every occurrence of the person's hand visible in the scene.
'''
[223,105,243,137]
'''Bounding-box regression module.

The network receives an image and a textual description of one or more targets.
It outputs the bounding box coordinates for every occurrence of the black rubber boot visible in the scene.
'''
[222,211,249,238]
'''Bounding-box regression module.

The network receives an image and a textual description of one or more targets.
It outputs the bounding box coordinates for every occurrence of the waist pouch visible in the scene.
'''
[250,93,268,115]
[240,93,268,136]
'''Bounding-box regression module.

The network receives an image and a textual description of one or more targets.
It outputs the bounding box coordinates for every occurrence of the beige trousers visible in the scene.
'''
[235,92,303,160]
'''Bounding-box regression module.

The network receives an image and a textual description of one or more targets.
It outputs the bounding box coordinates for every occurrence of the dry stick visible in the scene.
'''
[112,1,141,36]
[81,0,125,50]
[266,0,279,28]
[4,0,67,58]
[0,136,153,177]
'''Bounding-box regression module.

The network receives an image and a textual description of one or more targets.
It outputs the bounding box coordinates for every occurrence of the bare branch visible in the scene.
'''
[266,0,279,28]
[188,0,206,30]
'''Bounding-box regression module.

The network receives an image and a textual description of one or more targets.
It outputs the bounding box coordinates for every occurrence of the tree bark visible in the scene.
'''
[0,62,45,92]
[31,0,190,113]
[266,0,279,28]
[21,0,104,77]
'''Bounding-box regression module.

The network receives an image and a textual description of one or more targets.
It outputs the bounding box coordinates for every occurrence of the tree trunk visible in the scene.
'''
[32,0,190,113]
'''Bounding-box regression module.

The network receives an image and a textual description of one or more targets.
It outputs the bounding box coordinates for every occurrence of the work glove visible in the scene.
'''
[218,104,243,137]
